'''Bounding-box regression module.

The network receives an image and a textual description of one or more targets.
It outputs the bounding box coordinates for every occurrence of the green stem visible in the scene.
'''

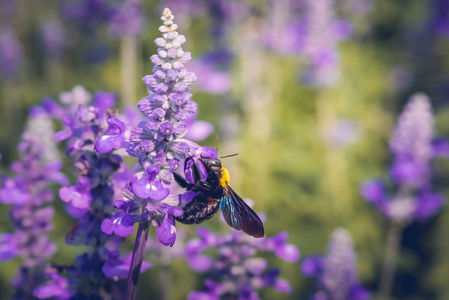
[377,221,404,300]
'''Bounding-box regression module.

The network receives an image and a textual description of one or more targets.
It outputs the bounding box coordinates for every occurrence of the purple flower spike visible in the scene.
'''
[33,86,132,298]
[0,111,65,295]
[302,228,370,300]
[110,0,143,38]
[0,29,23,78]
[361,93,446,222]
[95,8,203,255]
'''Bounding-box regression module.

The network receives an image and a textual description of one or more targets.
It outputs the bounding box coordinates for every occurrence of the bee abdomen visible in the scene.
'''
[175,196,220,224]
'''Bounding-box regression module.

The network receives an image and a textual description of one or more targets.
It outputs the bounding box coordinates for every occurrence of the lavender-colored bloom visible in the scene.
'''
[0,110,66,298]
[33,266,74,299]
[361,94,445,222]
[300,0,352,87]
[322,118,360,148]
[185,209,299,299]
[189,51,232,94]
[34,87,142,298]
[0,28,23,78]
[390,94,434,188]
[302,228,370,300]
[40,21,65,57]
[62,0,112,28]
[431,0,449,37]
[263,20,305,55]
[185,113,214,141]
[102,251,151,279]
[110,0,143,38]
[96,8,201,247]
[264,0,351,87]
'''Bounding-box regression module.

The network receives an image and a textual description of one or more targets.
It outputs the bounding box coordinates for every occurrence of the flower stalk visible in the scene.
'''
[125,219,150,300]
[377,221,404,300]
[95,6,201,298]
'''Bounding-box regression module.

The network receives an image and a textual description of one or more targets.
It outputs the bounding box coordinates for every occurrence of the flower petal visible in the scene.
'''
[157,214,177,247]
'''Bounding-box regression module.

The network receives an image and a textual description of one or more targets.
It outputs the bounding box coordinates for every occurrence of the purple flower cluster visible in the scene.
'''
[0,109,68,298]
[96,8,200,247]
[430,0,449,38]
[34,86,143,299]
[263,0,352,87]
[0,28,23,78]
[300,0,352,87]
[189,50,233,94]
[361,93,445,222]
[110,0,143,38]
[62,0,112,28]
[185,211,299,299]
[302,228,370,300]
[40,21,65,57]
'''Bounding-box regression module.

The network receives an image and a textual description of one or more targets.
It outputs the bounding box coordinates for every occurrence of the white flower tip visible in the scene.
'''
[162,8,172,19]
[161,8,176,31]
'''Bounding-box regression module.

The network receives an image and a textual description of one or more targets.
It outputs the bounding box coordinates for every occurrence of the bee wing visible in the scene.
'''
[220,186,265,238]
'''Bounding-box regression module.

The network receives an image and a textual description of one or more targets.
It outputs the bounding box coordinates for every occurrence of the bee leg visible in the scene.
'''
[173,172,193,189]
[195,181,215,192]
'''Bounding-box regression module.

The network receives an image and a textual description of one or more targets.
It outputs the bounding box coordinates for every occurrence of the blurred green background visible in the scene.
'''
[2,0,449,299]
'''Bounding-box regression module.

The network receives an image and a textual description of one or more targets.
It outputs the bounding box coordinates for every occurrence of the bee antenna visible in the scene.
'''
[215,135,219,152]
[220,153,239,159]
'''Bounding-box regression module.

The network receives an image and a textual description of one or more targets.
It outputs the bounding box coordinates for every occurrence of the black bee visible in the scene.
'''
[174,155,265,238]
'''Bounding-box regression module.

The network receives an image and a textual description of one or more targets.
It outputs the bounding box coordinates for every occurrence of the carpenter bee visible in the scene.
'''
[174,153,264,238]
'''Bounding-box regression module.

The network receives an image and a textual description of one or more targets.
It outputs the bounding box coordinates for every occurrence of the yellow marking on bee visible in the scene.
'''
[220,167,231,187]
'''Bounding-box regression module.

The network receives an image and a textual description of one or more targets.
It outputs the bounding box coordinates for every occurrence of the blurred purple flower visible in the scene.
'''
[189,51,232,94]
[33,266,74,299]
[322,118,360,148]
[390,94,434,187]
[302,228,370,300]
[300,0,352,87]
[361,93,446,222]
[110,0,143,38]
[62,0,112,28]
[185,210,299,299]
[263,20,305,55]
[0,110,66,298]
[102,251,151,279]
[40,21,65,57]
[264,0,352,87]
[185,113,214,141]
[431,0,449,37]
[0,28,23,78]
